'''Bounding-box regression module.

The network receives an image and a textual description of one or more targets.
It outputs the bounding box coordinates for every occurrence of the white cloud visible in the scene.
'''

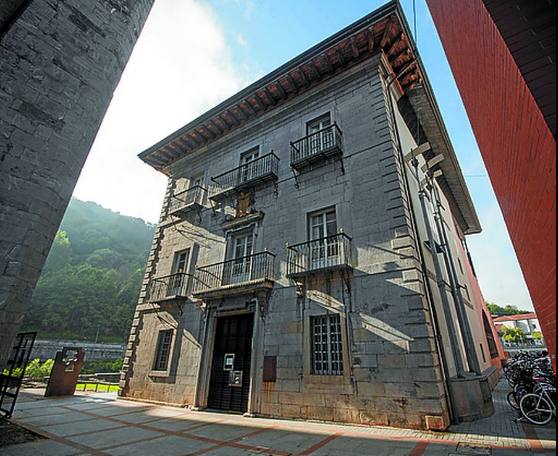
[73,0,246,223]
[236,32,249,47]
[467,203,534,311]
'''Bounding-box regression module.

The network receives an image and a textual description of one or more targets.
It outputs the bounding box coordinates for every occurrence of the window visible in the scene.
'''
[168,250,190,296]
[239,147,260,183]
[425,195,441,245]
[458,258,464,275]
[153,330,173,371]
[308,207,340,269]
[482,312,500,359]
[309,207,338,240]
[307,114,333,153]
[224,229,254,285]
[307,113,331,135]
[311,314,343,375]
[173,250,190,274]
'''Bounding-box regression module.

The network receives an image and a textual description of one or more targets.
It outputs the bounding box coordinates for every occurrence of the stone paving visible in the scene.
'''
[3,382,555,456]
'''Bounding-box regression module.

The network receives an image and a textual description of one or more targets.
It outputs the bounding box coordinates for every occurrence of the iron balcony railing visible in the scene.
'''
[168,186,207,215]
[193,251,275,295]
[147,273,191,302]
[210,153,279,200]
[290,124,344,169]
[287,232,353,277]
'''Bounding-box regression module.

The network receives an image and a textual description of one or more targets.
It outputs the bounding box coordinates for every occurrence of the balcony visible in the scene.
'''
[168,186,207,216]
[193,251,276,299]
[210,153,279,201]
[287,233,353,278]
[290,124,344,170]
[147,273,192,303]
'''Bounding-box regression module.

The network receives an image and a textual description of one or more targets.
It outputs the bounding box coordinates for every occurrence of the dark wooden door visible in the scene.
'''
[208,314,254,413]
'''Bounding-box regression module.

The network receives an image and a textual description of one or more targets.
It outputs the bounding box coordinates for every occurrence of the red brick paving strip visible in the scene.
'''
[295,431,343,456]
[185,425,278,456]
[409,440,429,456]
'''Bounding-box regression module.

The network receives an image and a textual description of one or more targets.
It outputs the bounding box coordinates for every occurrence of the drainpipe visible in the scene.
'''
[383,74,458,422]
[429,182,482,375]
[412,162,467,379]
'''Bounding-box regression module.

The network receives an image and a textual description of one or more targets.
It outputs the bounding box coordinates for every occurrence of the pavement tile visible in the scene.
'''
[239,428,326,454]
[114,408,186,424]
[310,435,417,456]
[66,426,163,450]
[107,435,213,456]
[16,411,95,427]
[41,417,122,437]
[145,416,220,432]
[189,423,269,441]
[0,440,81,456]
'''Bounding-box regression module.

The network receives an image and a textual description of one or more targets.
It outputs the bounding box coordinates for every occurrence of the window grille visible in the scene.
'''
[311,314,343,375]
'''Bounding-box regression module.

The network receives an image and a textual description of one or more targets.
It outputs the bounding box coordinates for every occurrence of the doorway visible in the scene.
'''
[207,314,254,413]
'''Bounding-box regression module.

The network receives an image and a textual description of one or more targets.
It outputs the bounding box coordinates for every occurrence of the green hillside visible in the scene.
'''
[23,199,155,342]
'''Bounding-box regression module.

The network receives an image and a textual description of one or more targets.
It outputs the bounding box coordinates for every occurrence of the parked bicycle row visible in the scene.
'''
[504,350,556,426]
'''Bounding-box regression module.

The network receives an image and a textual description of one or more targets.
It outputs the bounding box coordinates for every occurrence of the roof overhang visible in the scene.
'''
[139,0,481,235]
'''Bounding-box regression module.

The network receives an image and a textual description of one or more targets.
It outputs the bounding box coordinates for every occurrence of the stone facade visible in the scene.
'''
[121,5,502,429]
[0,0,154,368]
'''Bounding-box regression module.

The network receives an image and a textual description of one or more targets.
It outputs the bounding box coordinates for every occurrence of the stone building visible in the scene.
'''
[121,2,503,430]
[0,0,154,367]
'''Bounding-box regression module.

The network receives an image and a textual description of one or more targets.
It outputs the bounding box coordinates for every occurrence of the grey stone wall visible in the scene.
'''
[0,0,154,368]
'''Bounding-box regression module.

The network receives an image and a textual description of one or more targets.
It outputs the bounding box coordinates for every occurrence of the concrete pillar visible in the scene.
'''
[0,0,154,368]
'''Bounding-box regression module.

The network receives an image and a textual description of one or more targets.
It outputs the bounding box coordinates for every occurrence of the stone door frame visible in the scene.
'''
[193,297,265,416]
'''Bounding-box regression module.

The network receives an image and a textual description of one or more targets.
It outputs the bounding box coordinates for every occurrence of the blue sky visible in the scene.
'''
[74,0,532,310]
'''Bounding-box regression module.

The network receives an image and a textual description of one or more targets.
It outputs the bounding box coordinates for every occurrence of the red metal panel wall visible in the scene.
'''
[427,0,556,368]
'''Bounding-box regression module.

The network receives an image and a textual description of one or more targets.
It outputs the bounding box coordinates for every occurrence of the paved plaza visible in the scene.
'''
[3,382,555,456]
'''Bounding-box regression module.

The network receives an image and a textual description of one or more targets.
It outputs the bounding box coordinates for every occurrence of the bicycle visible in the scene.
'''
[519,383,556,426]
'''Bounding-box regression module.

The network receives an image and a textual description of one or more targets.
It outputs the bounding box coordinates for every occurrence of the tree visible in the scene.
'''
[486,302,531,317]
[502,326,526,344]
[532,331,544,342]
[42,230,72,273]
[23,198,154,343]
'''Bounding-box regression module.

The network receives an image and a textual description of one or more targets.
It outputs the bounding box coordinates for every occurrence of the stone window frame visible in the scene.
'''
[303,309,352,392]
[310,313,344,376]
[149,325,177,378]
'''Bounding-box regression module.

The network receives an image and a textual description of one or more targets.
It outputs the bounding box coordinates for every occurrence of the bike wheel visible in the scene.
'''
[520,394,554,426]
[507,391,520,410]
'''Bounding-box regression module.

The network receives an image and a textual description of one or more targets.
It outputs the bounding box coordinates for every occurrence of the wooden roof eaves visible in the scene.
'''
[138,1,400,163]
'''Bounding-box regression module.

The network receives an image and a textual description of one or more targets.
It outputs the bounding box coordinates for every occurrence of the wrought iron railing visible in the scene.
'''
[290,124,343,167]
[193,251,275,294]
[168,186,206,215]
[287,233,353,276]
[147,273,191,301]
[211,153,279,198]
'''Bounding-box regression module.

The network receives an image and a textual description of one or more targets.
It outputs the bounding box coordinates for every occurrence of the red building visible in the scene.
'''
[426,0,556,368]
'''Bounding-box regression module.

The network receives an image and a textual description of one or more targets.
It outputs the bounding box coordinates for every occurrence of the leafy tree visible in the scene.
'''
[486,302,531,317]
[502,326,526,344]
[43,231,72,273]
[23,198,154,343]
[532,331,544,341]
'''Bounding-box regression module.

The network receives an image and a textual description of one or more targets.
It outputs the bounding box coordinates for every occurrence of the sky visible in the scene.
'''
[73,0,533,311]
